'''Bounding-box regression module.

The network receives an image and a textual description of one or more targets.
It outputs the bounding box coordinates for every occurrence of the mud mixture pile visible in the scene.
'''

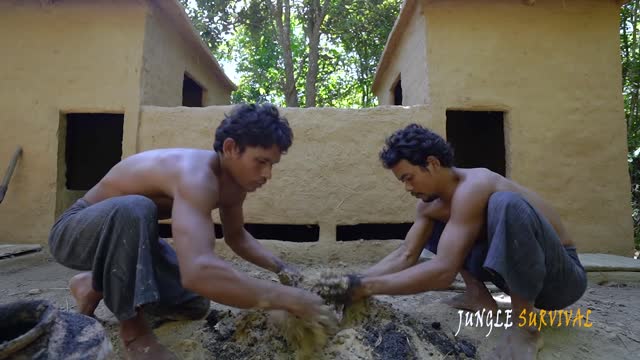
[158,268,476,360]
[199,297,475,360]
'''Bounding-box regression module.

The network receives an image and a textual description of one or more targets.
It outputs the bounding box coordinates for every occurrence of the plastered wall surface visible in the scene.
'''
[139,106,428,242]
[0,0,146,244]
[140,3,232,107]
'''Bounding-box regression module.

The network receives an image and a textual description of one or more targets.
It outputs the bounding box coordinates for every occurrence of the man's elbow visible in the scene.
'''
[401,248,420,268]
[224,233,249,253]
[180,264,203,292]
[225,237,245,251]
[180,257,227,293]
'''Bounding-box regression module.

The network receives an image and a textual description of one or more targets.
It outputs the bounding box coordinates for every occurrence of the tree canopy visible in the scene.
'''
[180,0,402,108]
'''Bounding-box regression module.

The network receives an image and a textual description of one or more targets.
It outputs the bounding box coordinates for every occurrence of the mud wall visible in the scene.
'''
[139,104,632,253]
[139,106,425,242]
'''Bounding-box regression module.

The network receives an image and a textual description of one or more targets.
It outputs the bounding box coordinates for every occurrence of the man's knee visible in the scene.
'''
[489,191,524,204]
[486,192,536,234]
[112,195,157,221]
[488,191,528,213]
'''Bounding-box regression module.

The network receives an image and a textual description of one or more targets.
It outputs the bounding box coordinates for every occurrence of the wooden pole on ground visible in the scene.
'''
[0,146,23,204]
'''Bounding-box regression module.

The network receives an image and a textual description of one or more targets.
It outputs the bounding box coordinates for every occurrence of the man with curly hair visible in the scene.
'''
[48,104,336,359]
[343,124,587,359]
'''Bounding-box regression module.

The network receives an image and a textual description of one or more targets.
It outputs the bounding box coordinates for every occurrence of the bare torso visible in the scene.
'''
[423,168,574,247]
[83,149,243,219]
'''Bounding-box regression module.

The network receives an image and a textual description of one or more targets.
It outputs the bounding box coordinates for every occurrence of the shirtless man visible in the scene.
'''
[48,104,336,359]
[339,124,587,359]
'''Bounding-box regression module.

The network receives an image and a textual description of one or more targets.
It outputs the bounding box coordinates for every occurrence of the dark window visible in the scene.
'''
[393,78,403,105]
[182,74,204,107]
[65,113,123,190]
[446,110,506,176]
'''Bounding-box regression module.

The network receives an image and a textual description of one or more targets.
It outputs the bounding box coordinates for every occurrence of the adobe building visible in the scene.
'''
[372,0,633,254]
[0,0,235,245]
[0,0,633,256]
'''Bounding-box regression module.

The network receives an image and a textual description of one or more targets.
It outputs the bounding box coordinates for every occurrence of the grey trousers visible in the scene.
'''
[426,191,587,310]
[48,195,206,321]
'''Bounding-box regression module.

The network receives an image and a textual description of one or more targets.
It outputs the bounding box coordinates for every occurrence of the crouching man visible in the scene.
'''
[339,124,587,359]
[49,104,336,359]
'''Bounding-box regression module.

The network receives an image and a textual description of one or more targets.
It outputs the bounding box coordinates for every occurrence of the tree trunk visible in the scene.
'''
[631,1,639,134]
[269,0,299,107]
[304,0,330,107]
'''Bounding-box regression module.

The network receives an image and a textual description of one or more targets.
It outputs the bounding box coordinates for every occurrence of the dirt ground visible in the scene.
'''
[1,240,639,360]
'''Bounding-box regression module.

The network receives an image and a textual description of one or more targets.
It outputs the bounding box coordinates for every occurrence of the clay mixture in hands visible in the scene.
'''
[311,270,362,307]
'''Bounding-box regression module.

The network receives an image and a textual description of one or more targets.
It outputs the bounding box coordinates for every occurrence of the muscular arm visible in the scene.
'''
[360,186,487,296]
[363,201,434,277]
[171,179,295,311]
[220,203,285,273]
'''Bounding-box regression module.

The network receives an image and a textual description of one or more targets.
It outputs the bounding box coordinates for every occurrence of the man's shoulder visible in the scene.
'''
[451,169,497,210]
[178,170,218,194]
[174,163,219,208]
[176,150,218,181]
[458,168,498,192]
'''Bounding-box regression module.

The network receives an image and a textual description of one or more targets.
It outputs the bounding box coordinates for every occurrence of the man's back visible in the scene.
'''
[424,168,574,247]
[83,149,220,218]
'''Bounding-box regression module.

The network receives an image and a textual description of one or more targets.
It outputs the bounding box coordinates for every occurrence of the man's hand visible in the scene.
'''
[276,263,303,287]
[285,288,338,332]
[361,201,436,278]
[312,273,367,306]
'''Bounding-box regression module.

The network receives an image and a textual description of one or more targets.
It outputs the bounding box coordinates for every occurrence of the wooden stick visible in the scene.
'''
[0,146,23,204]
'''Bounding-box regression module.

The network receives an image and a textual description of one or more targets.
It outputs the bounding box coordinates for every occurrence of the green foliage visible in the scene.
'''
[621,1,640,250]
[181,0,401,108]
[178,0,234,60]
[325,0,401,107]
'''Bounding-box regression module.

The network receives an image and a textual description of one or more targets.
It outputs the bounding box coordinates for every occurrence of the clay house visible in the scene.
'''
[372,0,633,254]
[0,0,235,245]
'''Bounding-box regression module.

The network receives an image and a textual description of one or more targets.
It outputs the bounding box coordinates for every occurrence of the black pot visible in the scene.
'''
[0,300,112,360]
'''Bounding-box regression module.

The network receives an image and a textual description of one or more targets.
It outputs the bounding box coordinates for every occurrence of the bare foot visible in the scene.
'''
[69,272,103,317]
[490,326,543,360]
[440,291,498,312]
[122,333,178,360]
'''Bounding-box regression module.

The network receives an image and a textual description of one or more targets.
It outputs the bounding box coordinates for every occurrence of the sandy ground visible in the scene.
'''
[1,240,640,360]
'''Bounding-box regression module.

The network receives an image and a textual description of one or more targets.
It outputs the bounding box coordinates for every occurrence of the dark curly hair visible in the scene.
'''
[379,124,454,168]
[213,103,293,153]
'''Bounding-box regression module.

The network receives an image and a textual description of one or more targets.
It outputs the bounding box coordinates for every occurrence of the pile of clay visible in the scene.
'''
[199,272,477,360]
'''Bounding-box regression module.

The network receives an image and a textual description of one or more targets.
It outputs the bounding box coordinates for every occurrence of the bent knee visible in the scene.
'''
[487,192,536,228]
[489,191,524,204]
[113,195,157,220]
[488,191,528,211]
